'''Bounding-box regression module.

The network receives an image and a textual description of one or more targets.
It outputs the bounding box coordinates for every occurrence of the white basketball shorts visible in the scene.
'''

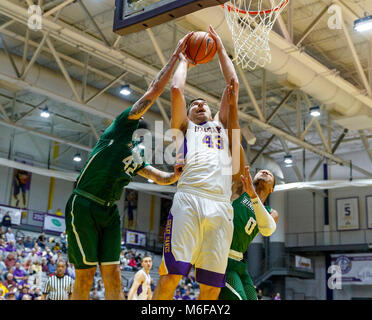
[159,191,234,287]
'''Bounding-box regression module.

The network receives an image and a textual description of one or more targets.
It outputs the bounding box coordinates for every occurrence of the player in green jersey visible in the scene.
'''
[65,32,193,300]
[219,165,279,300]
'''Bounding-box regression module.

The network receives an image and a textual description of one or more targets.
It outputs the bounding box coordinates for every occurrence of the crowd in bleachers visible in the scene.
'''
[0,226,74,300]
[1,225,204,301]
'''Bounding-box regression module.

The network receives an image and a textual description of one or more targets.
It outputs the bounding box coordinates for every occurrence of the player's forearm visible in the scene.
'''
[149,53,179,97]
[129,54,178,119]
[138,166,179,185]
[251,196,277,237]
[171,59,188,93]
[217,47,239,86]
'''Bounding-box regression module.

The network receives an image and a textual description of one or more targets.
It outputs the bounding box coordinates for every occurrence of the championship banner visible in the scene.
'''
[336,197,359,230]
[43,214,65,233]
[125,229,146,247]
[331,253,372,285]
[10,167,32,209]
[0,205,22,225]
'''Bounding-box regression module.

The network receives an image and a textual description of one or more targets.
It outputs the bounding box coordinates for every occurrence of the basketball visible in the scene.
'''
[185,31,217,65]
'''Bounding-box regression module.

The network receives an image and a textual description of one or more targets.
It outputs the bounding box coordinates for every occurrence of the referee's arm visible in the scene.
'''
[42,278,51,300]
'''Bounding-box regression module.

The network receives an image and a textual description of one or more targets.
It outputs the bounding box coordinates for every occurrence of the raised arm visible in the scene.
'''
[128,32,193,120]
[170,53,190,132]
[226,78,241,177]
[209,25,239,129]
[137,164,183,186]
[240,166,277,237]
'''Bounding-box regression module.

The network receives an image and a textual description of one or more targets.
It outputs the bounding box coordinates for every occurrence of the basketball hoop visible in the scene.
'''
[224,0,289,70]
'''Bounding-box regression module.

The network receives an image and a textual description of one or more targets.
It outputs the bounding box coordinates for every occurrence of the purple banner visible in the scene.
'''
[33,212,45,222]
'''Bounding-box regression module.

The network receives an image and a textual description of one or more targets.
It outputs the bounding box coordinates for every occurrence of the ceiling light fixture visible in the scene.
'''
[40,107,50,118]
[120,84,131,96]
[354,15,372,32]
[284,154,293,167]
[310,106,321,117]
[73,153,82,162]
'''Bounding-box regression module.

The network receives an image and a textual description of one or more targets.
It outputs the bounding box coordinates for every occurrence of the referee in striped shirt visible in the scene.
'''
[42,260,74,300]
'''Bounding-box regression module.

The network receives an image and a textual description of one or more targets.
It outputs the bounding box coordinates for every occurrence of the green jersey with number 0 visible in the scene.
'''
[74,106,148,203]
[230,192,271,254]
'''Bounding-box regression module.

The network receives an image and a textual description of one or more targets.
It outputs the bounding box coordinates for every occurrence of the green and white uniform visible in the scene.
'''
[219,192,271,300]
[65,106,149,269]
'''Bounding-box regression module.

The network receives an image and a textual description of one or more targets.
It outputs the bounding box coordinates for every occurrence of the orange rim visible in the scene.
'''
[223,0,289,15]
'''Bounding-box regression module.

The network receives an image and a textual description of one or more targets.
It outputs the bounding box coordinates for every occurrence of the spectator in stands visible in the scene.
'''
[60,231,67,244]
[48,258,57,275]
[274,292,281,300]
[5,228,15,243]
[3,272,17,289]
[18,250,28,265]
[120,251,132,271]
[0,287,5,299]
[5,240,17,252]
[135,253,142,267]
[61,242,67,254]
[23,236,34,249]
[55,208,63,216]
[52,242,61,253]
[17,275,29,287]
[128,256,138,271]
[1,212,12,228]
[13,262,26,282]
[0,281,8,297]
[96,279,105,296]
[174,288,182,300]
[5,287,16,300]
[31,286,42,300]
[0,255,6,275]
[43,247,53,261]
[66,262,75,280]
[5,252,16,269]
[37,232,47,249]
[27,248,41,265]
[257,289,263,300]
[90,288,103,300]
[17,285,29,300]
[41,257,49,273]
[15,238,24,250]
[182,288,192,300]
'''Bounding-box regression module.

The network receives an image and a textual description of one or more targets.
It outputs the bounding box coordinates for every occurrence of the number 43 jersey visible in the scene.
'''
[74,107,148,203]
[177,120,232,202]
[231,192,272,254]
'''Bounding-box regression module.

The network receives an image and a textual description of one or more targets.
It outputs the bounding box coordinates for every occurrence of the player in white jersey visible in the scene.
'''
[128,255,153,300]
[153,26,241,300]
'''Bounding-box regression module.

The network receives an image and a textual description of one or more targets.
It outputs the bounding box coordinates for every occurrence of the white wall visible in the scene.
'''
[136,192,161,234]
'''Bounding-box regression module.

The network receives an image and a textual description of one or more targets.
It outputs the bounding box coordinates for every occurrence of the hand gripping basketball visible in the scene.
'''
[185,30,217,65]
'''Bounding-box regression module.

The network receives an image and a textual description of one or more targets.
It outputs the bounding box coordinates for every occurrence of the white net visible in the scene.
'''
[224,0,289,70]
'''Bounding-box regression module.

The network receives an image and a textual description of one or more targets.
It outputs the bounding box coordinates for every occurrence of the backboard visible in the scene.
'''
[113,0,228,36]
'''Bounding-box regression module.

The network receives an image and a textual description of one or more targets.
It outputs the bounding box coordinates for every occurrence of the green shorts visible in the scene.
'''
[65,194,121,269]
[219,258,257,300]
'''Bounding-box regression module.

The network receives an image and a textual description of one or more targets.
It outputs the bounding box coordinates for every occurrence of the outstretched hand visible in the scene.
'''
[173,32,194,58]
[240,166,257,199]
[208,25,224,53]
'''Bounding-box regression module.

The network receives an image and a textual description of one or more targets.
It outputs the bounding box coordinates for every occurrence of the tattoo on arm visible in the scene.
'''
[129,98,152,117]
